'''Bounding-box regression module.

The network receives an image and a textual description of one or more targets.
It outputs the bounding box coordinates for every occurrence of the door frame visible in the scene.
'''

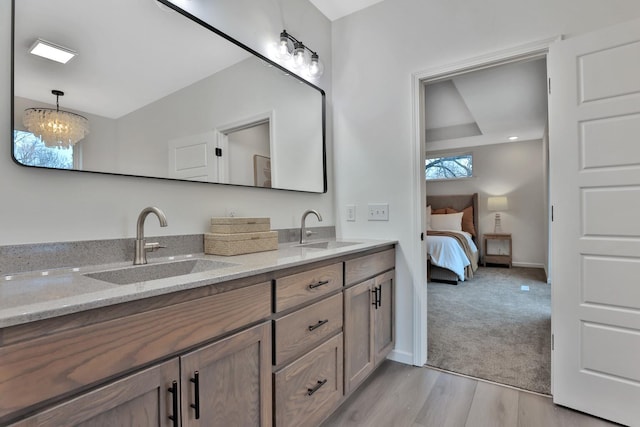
[409,37,557,368]
[215,111,275,186]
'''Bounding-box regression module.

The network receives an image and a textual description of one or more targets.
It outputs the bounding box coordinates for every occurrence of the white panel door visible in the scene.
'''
[549,17,640,426]
[168,131,218,181]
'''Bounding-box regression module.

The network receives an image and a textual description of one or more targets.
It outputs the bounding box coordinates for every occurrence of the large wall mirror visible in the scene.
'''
[11,0,327,193]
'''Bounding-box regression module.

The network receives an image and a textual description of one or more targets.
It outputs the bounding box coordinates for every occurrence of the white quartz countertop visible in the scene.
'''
[0,239,396,328]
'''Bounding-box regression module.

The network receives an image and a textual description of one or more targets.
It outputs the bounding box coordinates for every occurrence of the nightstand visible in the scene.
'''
[483,233,512,267]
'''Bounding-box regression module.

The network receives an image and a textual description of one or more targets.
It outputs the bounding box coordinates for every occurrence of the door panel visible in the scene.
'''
[549,16,640,426]
[344,279,374,394]
[373,271,394,365]
[168,131,217,181]
[180,322,272,427]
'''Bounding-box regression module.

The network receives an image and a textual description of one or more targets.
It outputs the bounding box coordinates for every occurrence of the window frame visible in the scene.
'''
[425,152,474,181]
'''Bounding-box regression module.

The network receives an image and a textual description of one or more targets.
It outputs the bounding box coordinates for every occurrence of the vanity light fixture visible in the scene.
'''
[29,38,76,64]
[275,30,324,78]
[23,90,90,149]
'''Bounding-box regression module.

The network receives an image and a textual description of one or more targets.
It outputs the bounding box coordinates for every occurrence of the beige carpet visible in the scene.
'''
[427,266,551,394]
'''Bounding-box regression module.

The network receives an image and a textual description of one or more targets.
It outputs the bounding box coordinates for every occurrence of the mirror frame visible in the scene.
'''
[10,0,327,194]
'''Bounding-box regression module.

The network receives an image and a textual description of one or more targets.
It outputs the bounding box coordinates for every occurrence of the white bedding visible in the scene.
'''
[427,231,479,281]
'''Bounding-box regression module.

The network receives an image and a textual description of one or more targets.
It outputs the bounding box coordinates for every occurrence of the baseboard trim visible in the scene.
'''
[512,262,545,269]
[387,349,413,365]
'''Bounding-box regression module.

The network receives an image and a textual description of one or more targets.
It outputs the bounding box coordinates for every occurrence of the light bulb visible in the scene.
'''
[308,52,324,78]
[275,31,292,61]
[292,41,307,69]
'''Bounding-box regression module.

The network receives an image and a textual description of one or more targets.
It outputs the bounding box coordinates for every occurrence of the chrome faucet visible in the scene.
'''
[134,207,168,265]
[300,209,323,244]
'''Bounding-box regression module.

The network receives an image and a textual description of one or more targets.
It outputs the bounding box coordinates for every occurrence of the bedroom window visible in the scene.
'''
[425,153,473,180]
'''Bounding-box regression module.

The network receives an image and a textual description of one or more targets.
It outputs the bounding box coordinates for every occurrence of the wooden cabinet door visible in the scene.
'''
[10,359,179,427]
[180,322,272,427]
[373,270,394,366]
[344,279,375,394]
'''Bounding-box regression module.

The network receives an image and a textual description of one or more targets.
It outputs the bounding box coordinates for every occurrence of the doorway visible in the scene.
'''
[411,40,554,393]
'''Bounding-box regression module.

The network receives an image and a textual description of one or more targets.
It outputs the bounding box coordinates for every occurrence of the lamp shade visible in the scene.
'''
[488,196,508,211]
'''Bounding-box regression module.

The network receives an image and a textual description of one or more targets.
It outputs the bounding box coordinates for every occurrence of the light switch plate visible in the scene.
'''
[368,203,389,221]
[346,204,356,221]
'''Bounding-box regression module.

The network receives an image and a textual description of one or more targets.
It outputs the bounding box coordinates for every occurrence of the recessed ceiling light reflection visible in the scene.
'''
[29,39,76,64]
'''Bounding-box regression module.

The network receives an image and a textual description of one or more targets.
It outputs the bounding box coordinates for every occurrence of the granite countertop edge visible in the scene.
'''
[0,239,397,329]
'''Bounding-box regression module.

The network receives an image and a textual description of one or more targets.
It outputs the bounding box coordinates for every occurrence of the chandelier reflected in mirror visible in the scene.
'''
[23,90,90,149]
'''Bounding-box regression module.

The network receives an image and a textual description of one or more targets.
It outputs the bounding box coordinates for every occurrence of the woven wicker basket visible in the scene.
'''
[204,231,278,256]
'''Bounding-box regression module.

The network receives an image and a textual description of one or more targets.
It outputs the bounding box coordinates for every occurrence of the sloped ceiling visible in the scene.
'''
[14,0,251,119]
[15,0,381,119]
[425,58,548,152]
[309,0,384,21]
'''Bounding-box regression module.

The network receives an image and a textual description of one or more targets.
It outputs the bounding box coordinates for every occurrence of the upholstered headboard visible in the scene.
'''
[426,193,479,243]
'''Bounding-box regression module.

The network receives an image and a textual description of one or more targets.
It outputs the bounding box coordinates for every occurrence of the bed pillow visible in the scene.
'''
[426,205,432,230]
[460,205,477,236]
[430,212,463,231]
[443,206,476,236]
[432,207,447,214]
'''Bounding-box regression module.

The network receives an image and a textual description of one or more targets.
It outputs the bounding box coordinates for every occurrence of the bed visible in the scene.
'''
[426,193,480,284]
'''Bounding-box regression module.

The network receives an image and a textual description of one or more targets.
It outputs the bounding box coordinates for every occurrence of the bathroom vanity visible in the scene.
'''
[0,240,395,426]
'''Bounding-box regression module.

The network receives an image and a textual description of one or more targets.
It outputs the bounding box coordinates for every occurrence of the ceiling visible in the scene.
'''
[14,0,378,119]
[425,58,548,151]
[310,0,384,21]
[14,0,250,119]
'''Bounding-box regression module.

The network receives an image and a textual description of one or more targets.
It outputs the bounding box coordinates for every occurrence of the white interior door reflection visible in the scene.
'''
[168,131,218,182]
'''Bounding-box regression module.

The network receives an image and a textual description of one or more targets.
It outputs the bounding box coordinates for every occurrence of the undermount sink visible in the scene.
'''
[296,241,360,250]
[85,259,237,285]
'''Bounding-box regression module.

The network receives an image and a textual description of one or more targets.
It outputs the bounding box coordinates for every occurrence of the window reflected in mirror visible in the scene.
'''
[13,130,74,169]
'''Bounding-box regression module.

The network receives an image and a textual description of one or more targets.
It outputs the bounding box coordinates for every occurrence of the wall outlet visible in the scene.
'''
[346,204,356,222]
[368,203,389,221]
[226,208,238,217]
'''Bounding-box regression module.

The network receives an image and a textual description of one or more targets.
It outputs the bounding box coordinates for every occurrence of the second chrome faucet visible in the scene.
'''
[300,209,323,244]
[134,207,168,265]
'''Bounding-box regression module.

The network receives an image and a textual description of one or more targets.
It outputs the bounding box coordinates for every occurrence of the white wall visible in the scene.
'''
[116,56,323,192]
[1,0,332,245]
[332,0,640,364]
[426,140,546,268]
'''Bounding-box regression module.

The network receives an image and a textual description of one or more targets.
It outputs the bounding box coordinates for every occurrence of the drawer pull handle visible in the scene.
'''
[307,379,328,396]
[308,319,329,331]
[168,380,179,427]
[190,371,201,419]
[309,280,329,289]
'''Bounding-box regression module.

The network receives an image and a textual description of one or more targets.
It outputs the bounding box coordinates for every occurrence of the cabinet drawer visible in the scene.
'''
[274,293,343,365]
[274,334,343,427]
[274,263,343,312]
[345,248,395,286]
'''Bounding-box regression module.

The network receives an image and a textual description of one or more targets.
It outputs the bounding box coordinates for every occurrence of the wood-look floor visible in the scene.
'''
[321,361,619,427]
